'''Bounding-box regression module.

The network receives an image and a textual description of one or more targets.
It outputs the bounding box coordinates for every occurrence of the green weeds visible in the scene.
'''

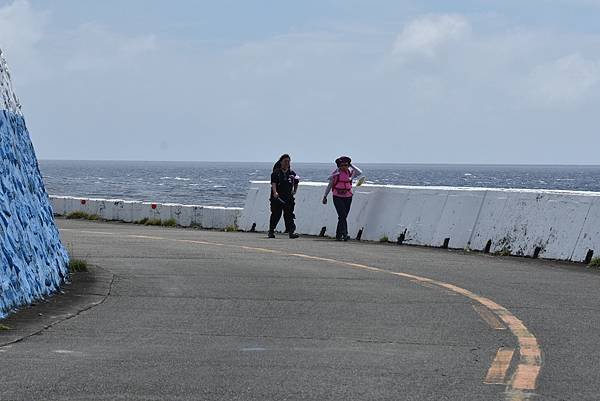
[589,257,600,268]
[68,258,88,272]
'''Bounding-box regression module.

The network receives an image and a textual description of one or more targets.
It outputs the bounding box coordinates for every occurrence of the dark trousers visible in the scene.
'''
[269,197,296,233]
[333,195,353,238]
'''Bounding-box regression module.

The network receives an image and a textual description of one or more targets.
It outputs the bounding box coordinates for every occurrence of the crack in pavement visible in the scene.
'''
[0,268,116,349]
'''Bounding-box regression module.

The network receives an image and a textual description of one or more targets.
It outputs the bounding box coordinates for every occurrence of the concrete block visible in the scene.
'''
[472,190,593,259]
[129,201,145,223]
[397,188,449,246]
[432,189,487,249]
[292,183,336,236]
[240,183,271,231]
[141,202,165,221]
[49,196,66,216]
[200,206,242,229]
[169,204,193,227]
[361,186,410,241]
[568,197,600,262]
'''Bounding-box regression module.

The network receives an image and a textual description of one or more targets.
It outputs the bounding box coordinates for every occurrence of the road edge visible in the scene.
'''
[0,265,115,348]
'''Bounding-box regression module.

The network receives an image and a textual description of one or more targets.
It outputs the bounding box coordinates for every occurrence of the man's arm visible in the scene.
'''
[271,171,279,198]
[293,173,300,195]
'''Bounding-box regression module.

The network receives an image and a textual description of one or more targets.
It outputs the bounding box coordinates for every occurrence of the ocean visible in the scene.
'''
[39,160,600,208]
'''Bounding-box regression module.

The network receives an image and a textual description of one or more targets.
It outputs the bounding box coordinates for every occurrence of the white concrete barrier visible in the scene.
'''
[50,182,600,263]
[239,181,600,263]
[50,196,242,230]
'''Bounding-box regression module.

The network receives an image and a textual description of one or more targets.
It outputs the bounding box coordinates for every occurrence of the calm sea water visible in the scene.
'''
[39,160,600,208]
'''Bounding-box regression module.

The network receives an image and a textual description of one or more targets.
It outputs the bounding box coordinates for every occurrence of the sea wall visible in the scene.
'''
[240,181,600,263]
[0,49,69,318]
[50,196,242,230]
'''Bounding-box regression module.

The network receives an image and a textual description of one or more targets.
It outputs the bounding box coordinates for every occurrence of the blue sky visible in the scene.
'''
[1,0,600,163]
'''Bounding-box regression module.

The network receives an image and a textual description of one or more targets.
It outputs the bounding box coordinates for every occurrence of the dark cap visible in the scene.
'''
[335,156,352,167]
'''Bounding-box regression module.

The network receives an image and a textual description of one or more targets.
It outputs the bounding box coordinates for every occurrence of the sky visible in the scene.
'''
[1,0,599,164]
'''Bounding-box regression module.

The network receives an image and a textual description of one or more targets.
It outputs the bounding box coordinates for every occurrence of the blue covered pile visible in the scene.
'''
[0,48,69,319]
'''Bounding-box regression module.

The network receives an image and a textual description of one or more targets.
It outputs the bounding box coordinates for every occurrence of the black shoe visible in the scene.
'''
[268,232,275,238]
[343,235,350,241]
[289,233,299,239]
[336,236,343,241]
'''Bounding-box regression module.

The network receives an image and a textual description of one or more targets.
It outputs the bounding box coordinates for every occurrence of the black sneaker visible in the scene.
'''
[343,235,350,241]
[335,236,343,241]
[268,232,276,239]
[289,233,299,239]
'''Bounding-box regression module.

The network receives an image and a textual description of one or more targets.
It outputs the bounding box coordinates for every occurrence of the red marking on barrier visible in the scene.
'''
[151,204,157,209]
[80,199,86,205]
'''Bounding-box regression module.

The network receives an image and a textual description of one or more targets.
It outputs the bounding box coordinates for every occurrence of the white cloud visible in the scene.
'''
[0,0,47,71]
[64,23,157,72]
[527,53,600,105]
[223,32,353,79]
[392,14,470,61]
[4,1,600,163]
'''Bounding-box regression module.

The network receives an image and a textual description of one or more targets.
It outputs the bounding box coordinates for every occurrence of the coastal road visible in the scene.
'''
[1,219,600,401]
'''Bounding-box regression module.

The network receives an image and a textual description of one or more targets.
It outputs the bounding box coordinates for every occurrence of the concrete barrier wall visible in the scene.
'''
[50,196,242,230]
[0,49,69,318]
[240,181,600,263]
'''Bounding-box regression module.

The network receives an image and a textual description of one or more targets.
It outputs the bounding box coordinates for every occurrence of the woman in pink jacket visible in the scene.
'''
[322,156,363,241]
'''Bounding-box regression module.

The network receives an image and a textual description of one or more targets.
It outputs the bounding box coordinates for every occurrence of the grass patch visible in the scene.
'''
[224,225,238,232]
[495,248,512,257]
[161,218,177,227]
[66,211,90,220]
[589,257,600,268]
[0,324,11,331]
[68,258,88,272]
[379,235,389,243]
[137,218,177,227]
[65,211,100,221]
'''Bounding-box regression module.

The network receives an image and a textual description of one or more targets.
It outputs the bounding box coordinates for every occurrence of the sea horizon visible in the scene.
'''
[39,159,600,167]
[38,160,600,208]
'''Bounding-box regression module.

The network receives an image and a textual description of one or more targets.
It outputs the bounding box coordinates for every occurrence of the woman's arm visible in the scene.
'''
[271,182,278,198]
[351,164,363,178]
[322,175,334,203]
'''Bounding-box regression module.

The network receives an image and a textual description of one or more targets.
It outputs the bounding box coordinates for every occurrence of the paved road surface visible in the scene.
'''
[1,219,599,401]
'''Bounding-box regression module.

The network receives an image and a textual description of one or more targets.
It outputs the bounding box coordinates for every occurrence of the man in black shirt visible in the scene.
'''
[269,154,299,239]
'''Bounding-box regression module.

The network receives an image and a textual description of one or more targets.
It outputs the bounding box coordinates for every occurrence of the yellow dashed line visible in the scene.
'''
[473,305,507,330]
[485,347,515,384]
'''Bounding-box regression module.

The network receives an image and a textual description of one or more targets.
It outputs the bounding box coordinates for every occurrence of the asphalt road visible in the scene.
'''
[1,219,599,401]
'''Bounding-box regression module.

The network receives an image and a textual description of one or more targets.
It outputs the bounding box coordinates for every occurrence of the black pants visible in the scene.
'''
[333,195,353,238]
[269,197,296,234]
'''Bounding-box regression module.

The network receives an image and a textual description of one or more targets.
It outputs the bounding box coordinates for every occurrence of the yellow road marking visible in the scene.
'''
[473,305,507,330]
[512,364,541,391]
[241,246,283,254]
[179,239,226,246]
[485,348,515,384]
[61,229,115,236]
[67,229,542,400]
[411,280,439,290]
[129,235,169,240]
